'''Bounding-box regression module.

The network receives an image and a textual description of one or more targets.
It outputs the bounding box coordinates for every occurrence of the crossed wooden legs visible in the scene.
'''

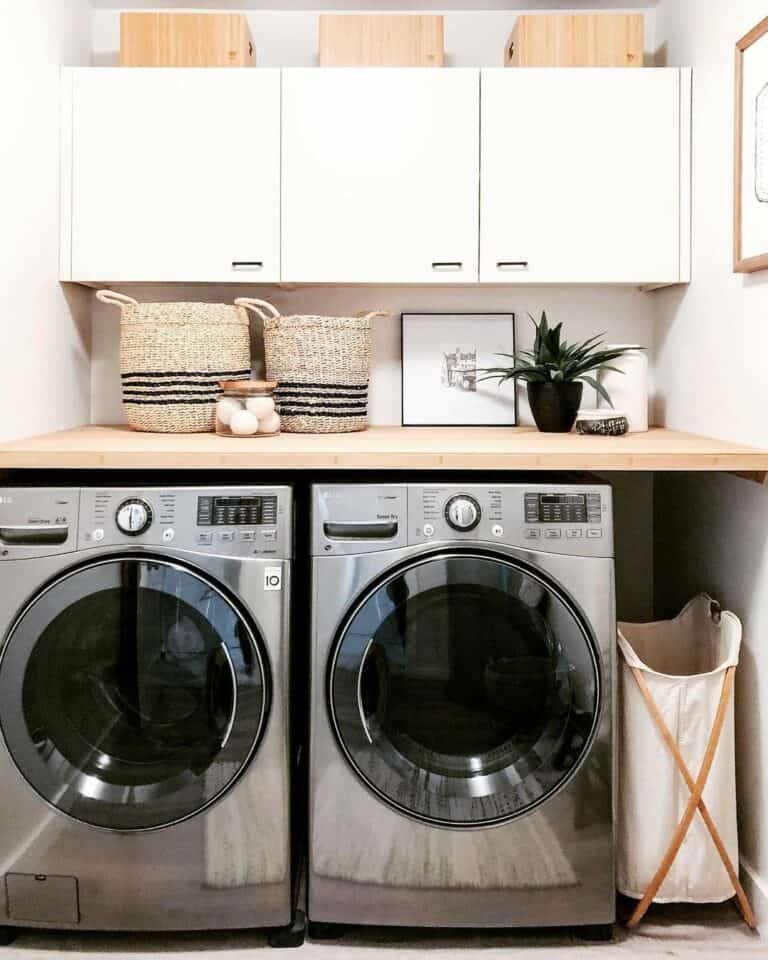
[626,665,756,929]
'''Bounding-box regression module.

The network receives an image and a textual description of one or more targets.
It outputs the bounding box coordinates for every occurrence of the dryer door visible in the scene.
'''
[0,555,269,830]
[329,551,601,827]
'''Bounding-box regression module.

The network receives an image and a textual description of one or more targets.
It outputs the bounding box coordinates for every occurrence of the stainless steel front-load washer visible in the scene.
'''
[309,482,615,935]
[0,485,301,944]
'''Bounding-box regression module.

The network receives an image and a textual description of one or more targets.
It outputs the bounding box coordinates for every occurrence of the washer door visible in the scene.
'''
[0,556,269,831]
[329,551,600,827]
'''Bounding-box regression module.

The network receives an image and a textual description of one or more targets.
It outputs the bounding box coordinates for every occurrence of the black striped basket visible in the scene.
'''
[236,299,386,434]
[97,291,251,433]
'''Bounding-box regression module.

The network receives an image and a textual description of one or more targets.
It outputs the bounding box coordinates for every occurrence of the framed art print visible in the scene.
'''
[401,312,516,426]
[735,16,768,272]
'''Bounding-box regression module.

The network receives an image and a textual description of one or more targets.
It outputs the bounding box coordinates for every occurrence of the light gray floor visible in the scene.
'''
[1,903,762,960]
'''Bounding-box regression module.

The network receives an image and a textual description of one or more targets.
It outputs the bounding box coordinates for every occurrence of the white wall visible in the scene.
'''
[0,1,93,444]
[652,0,768,930]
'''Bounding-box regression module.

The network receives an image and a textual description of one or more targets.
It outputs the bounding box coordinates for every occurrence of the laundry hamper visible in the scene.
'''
[235,298,385,433]
[617,595,754,927]
[97,291,251,433]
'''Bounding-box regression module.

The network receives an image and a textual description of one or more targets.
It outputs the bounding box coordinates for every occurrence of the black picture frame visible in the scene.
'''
[401,312,517,427]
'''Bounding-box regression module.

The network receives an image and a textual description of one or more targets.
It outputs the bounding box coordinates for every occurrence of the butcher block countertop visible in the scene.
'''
[1,425,768,476]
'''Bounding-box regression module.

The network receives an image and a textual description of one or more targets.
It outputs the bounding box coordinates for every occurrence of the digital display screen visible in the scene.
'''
[524,492,601,524]
[198,495,278,526]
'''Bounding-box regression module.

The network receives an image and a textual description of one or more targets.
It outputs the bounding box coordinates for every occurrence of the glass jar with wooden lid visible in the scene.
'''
[216,380,280,437]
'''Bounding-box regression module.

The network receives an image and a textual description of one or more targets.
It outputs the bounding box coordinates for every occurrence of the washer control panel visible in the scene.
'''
[79,486,292,558]
[445,495,481,532]
[0,488,79,561]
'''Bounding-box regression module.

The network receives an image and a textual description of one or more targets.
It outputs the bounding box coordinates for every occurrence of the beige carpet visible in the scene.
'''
[2,903,762,959]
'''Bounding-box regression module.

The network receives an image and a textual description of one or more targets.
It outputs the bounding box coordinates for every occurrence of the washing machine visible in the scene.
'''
[0,485,302,945]
[309,481,615,935]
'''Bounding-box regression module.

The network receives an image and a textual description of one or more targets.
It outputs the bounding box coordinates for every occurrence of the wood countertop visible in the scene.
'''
[1,425,767,476]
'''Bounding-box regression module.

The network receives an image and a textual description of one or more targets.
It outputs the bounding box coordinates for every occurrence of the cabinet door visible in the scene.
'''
[282,69,479,283]
[480,68,683,285]
[65,69,280,283]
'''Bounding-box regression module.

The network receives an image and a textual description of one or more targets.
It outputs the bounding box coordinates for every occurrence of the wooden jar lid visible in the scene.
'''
[219,379,278,393]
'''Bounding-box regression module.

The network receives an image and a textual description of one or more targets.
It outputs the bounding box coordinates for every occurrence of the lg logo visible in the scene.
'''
[264,567,282,591]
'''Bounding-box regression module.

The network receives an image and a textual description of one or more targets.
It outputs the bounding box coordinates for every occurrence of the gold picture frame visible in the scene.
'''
[734,16,768,272]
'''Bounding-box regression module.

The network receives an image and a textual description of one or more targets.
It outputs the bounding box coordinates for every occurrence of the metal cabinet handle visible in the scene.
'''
[497,261,529,271]
[231,261,263,271]
[357,638,375,744]
[431,261,463,271]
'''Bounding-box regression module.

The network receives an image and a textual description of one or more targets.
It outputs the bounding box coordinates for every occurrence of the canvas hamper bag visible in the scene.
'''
[235,298,385,433]
[617,595,744,909]
[97,291,251,433]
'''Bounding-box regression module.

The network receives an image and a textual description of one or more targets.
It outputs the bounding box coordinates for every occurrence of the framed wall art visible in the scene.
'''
[401,312,517,427]
[735,16,768,272]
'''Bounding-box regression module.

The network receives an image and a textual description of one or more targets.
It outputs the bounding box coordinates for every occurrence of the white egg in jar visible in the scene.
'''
[245,396,275,418]
[258,412,281,435]
[229,410,260,436]
[216,396,244,427]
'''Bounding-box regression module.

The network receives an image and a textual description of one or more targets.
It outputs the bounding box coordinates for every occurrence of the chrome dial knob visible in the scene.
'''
[445,495,481,532]
[116,499,153,537]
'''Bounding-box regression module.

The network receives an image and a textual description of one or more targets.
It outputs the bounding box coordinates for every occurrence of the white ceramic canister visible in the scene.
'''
[597,345,648,433]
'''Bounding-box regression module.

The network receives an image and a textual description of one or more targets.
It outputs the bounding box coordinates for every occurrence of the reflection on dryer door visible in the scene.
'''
[0,556,269,831]
[328,552,600,826]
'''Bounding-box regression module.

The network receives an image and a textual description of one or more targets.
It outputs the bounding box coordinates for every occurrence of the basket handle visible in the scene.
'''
[96,290,139,308]
[234,298,281,321]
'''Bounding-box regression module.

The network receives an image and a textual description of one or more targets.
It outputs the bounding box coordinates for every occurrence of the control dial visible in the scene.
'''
[445,495,481,532]
[116,498,153,537]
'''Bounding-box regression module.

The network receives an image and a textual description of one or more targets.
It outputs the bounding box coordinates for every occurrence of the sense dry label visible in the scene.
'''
[264,567,283,591]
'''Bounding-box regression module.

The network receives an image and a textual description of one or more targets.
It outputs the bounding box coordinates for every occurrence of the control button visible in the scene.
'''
[262,529,277,542]
[196,532,213,545]
[115,498,153,537]
[587,529,603,539]
[239,531,255,542]
[423,523,435,537]
[219,531,234,543]
[162,528,175,543]
[492,524,504,538]
[544,529,562,539]
[524,529,541,540]
[567,529,583,539]
[92,528,105,542]
[445,495,481,532]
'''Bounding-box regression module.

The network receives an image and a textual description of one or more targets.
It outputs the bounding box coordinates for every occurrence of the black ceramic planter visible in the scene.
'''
[527,381,584,433]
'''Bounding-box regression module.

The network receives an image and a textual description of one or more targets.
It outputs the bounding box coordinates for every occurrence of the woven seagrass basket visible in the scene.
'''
[97,291,251,433]
[236,299,385,433]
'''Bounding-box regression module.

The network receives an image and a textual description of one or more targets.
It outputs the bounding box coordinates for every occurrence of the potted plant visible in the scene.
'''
[477,312,639,433]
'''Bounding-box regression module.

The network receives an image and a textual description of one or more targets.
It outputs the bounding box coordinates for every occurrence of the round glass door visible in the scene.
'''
[329,551,600,827]
[0,556,269,831]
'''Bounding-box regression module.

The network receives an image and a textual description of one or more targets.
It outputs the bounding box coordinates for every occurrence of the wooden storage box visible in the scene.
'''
[505,14,644,68]
[319,14,444,67]
[120,12,255,68]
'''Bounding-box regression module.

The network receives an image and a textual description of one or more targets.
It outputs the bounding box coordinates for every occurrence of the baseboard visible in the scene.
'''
[741,857,768,936]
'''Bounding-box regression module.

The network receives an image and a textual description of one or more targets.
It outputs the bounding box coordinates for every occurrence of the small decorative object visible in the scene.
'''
[235,299,387,434]
[596,345,648,433]
[476,312,639,433]
[216,381,280,437]
[96,291,251,434]
[401,313,516,427]
[735,16,768,272]
[575,410,629,436]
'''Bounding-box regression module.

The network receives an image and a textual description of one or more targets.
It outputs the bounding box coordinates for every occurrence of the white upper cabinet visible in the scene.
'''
[62,69,281,283]
[281,69,480,284]
[480,68,689,285]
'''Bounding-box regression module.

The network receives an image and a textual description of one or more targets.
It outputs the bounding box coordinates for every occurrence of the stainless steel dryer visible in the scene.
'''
[309,482,615,937]
[0,485,302,945]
